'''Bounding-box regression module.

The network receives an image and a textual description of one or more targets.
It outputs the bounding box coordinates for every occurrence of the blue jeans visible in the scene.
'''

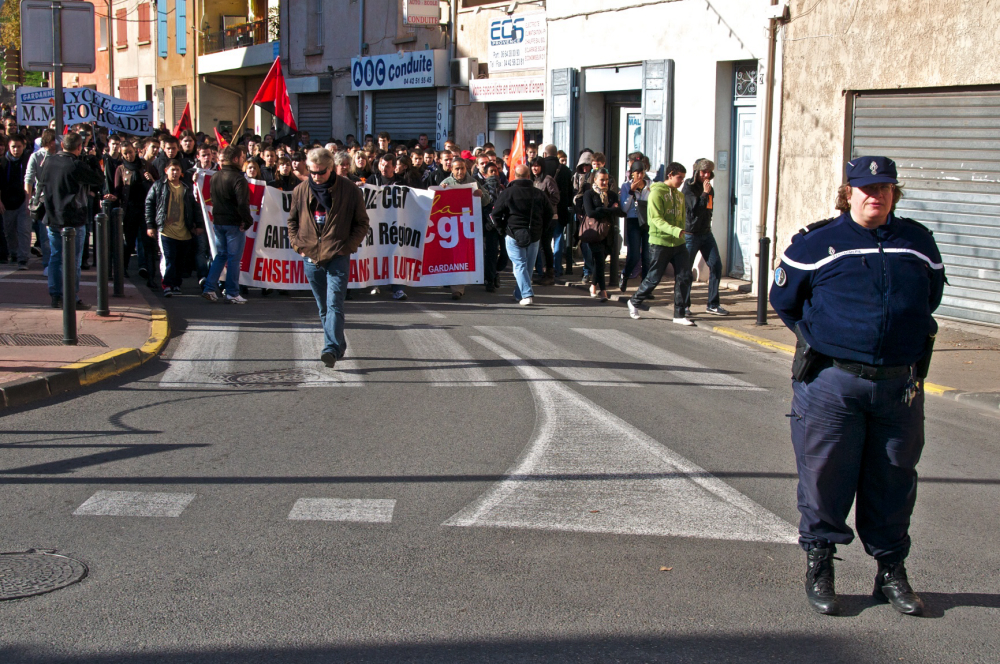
[304,254,350,358]
[580,241,594,278]
[34,219,50,267]
[204,224,246,296]
[623,218,650,282]
[47,225,86,297]
[685,231,722,309]
[159,235,190,289]
[552,224,565,277]
[505,236,539,300]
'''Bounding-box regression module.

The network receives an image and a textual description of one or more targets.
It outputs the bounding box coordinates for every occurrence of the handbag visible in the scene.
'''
[578,215,610,243]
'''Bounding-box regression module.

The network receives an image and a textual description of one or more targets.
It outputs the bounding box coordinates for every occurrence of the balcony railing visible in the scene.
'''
[201,18,275,56]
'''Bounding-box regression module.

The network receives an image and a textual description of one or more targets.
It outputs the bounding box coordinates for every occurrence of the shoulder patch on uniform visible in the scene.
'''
[773,266,787,287]
[797,216,837,236]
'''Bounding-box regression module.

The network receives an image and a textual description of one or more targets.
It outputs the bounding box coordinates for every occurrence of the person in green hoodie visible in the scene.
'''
[626,162,693,325]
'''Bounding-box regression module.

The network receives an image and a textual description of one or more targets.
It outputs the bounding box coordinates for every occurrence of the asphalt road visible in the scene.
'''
[2,280,999,663]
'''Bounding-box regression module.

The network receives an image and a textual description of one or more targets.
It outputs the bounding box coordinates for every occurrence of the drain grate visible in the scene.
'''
[0,333,107,347]
[0,550,88,600]
[209,368,324,387]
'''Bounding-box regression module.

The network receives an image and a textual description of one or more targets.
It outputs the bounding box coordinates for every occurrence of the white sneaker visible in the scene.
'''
[672,317,695,326]
[201,291,219,302]
[226,294,248,304]
[627,300,640,320]
[519,297,534,306]
[371,287,381,295]
[706,305,729,316]
[393,290,408,300]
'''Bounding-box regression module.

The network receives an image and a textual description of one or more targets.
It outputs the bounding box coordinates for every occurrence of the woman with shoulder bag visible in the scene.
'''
[581,168,626,301]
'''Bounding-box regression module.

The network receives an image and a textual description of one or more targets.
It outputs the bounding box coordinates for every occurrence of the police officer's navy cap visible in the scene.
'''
[846,156,898,187]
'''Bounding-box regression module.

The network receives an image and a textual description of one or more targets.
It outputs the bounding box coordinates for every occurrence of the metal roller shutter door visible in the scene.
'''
[296,93,333,142]
[488,102,544,131]
[373,89,437,143]
[852,89,1000,326]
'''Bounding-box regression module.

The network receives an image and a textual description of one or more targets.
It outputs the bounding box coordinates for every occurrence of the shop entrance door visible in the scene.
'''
[618,106,642,183]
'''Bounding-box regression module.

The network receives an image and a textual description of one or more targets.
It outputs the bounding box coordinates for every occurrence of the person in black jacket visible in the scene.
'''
[490,164,553,305]
[1,134,31,269]
[145,159,204,297]
[267,157,300,192]
[582,168,626,301]
[38,132,105,308]
[541,144,575,278]
[203,145,253,303]
[681,158,727,316]
[110,142,147,278]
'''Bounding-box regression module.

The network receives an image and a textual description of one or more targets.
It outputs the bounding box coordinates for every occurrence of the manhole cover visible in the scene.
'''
[209,368,322,387]
[0,550,88,600]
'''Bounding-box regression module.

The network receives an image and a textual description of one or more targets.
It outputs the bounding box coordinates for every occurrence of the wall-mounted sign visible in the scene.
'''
[488,13,546,73]
[351,50,449,91]
[468,76,545,103]
[403,0,441,26]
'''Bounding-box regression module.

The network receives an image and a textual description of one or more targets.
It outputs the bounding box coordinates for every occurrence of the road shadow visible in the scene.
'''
[0,633,880,663]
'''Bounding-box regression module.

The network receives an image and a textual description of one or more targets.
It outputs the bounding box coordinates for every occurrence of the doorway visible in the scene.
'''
[618,106,642,183]
[603,91,642,184]
[728,61,758,279]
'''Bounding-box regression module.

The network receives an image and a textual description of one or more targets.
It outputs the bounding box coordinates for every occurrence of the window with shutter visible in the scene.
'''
[138,4,151,43]
[119,78,138,101]
[116,9,127,47]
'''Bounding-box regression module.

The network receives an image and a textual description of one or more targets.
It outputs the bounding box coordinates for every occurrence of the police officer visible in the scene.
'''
[770,156,945,617]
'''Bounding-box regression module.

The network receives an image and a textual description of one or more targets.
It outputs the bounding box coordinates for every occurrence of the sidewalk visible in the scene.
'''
[0,257,168,410]
[562,264,1000,410]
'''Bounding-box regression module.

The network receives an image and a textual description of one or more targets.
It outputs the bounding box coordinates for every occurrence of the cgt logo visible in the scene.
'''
[490,17,525,44]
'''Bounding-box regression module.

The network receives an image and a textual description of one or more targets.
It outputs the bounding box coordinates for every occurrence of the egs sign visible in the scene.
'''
[351,52,438,91]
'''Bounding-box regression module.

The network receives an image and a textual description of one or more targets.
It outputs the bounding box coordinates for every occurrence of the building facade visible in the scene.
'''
[775,0,1000,326]
[111,0,158,120]
[155,0,197,132]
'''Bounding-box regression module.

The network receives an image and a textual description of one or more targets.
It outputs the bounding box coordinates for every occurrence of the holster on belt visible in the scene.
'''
[915,334,936,379]
[792,323,825,383]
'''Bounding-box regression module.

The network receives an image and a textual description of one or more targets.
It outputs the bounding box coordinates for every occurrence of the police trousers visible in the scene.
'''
[790,365,924,562]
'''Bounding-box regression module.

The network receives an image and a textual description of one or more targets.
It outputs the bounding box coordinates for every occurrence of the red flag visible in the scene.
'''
[252,57,297,132]
[172,102,192,137]
[506,114,526,173]
[214,128,229,149]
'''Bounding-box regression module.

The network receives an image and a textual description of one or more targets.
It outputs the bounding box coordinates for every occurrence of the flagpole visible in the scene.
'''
[231,103,256,143]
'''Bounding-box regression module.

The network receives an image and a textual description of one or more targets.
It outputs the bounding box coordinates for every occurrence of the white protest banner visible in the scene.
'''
[16,87,154,136]
[194,171,482,289]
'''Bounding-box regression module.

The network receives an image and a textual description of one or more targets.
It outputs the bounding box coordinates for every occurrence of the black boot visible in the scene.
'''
[873,560,924,616]
[805,548,840,615]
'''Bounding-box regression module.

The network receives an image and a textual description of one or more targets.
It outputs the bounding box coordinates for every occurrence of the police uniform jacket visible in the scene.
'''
[769,212,945,367]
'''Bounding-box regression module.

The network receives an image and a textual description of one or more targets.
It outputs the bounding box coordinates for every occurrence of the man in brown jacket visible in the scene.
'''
[288,147,370,368]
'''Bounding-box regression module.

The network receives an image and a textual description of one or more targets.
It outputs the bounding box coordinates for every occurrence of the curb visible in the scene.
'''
[710,325,1000,412]
[0,309,170,412]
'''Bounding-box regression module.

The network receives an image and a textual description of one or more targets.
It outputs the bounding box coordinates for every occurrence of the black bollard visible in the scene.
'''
[113,208,125,297]
[62,226,78,345]
[95,212,109,316]
[755,236,771,326]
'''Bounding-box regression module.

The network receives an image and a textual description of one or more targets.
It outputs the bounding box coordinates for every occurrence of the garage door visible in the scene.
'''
[296,93,333,142]
[488,101,544,131]
[373,89,437,144]
[852,89,1000,326]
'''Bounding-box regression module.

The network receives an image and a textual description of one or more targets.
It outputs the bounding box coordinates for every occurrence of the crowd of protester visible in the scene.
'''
[0,104,728,322]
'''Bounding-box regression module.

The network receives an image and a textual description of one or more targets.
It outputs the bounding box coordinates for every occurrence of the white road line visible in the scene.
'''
[158,323,239,389]
[288,498,395,523]
[445,336,797,543]
[411,303,447,319]
[475,326,640,387]
[397,328,496,387]
[572,328,764,391]
[292,324,364,387]
[73,491,196,517]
